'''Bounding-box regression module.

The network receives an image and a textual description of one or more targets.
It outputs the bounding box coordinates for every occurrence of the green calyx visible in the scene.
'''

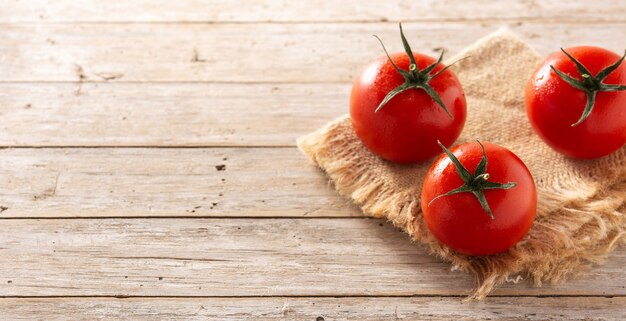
[551,48,626,127]
[428,141,517,220]
[373,23,461,117]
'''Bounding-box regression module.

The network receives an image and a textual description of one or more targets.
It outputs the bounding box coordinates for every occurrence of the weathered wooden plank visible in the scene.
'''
[0,297,624,321]
[1,23,624,82]
[0,218,624,296]
[4,0,626,23]
[0,83,347,147]
[0,147,360,218]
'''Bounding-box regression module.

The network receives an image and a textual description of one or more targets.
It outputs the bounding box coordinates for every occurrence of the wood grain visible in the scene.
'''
[0,83,347,147]
[1,297,624,321]
[0,147,360,218]
[4,0,626,23]
[0,218,624,297]
[2,0,625,315]
[2,23,624,82]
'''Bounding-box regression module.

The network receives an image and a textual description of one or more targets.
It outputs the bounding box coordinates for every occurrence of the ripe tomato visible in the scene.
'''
[421,141,537,256]
[350,24,466,163]
[525,46,626,159]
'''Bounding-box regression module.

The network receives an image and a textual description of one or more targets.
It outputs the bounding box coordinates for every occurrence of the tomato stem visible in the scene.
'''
[551,48,626,127]
[473,173,490,186]
[428,141,517,220]
[372,23,461,117]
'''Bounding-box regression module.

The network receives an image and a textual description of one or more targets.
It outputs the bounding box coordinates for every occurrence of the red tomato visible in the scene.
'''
[350,26,466,163]
[421,141,537,256]
[525,46,626,159]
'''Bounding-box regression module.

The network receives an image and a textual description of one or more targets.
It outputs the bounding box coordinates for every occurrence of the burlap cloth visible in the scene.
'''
[297,29,626,300]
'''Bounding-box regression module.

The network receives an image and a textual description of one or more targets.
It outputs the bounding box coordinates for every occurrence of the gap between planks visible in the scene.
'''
[0,294,623,299]
[4,19,626,25]
[0,217,371,220]
[0,146,297,149]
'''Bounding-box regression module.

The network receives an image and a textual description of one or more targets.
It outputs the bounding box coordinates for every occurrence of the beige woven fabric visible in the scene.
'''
[297,29,626,300]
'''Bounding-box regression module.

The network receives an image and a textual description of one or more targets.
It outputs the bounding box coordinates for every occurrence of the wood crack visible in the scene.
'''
[108,256,233,262]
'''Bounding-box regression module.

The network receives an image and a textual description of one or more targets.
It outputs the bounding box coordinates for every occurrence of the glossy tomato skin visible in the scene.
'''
[420,142,537,256]
[525,46,626,159]
[350,53,467,163]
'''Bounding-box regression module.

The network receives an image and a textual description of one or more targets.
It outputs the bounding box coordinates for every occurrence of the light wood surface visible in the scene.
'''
[1,23,624,146]
[2,23,625,83]
[1,297,624,321]
[0,83,347,147]
[0,148,358,218]
[0,218,624,297]
[5,0,626,22]
[1,0,625,320]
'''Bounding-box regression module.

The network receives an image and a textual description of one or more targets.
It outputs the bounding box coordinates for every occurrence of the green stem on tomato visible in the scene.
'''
[428,141,517,220]
[551,48,626,127]
[373,23,467,117]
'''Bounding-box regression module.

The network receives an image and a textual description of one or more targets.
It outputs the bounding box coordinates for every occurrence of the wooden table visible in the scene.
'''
[1,1,625,320]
